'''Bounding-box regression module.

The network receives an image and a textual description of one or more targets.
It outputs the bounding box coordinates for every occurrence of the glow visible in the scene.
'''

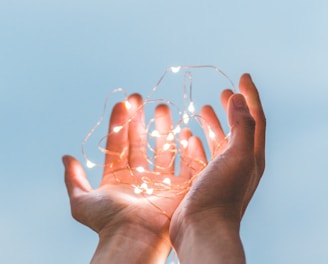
[166,132,174,141]
[151,130,160,137]
[183,113,190,124]
[173,125,181,134]
[163,143,171,151]
[113,125,123,133]
[171,66,181,73]
[163,177,171,185]
[188,101,195,113]
[180,139,188,148]
[125,100,131,110]
[136,166,145,173]
[146,188,154,195]
[134,187,142,194]
[208,127,216,139]
[86,159,96,168]
[82,65,232,202]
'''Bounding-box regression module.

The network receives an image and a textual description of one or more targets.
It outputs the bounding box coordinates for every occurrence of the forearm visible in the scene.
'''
[91,223,171,264]
[171,216,245,264]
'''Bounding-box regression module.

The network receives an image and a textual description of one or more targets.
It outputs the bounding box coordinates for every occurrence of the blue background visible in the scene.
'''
[1,0,327,263]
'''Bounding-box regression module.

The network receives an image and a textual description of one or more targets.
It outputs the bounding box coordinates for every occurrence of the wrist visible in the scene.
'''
[91,222,171,264]
[170,212,245,264]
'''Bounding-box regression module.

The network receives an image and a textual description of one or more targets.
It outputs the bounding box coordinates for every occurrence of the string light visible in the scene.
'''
[86,159,96,169]
[180,139,188,149]
[166,132,175,141]
[81,65,235,204]
[163,177,171,185]
[124,100,131,110]
[171,66,181,73]
[113,125,123,133]
[188,101,195,113]
[208,126,216,140]
[136,166,145,173]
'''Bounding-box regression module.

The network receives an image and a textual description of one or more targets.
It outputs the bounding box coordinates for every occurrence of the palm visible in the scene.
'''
[65,93,206,236]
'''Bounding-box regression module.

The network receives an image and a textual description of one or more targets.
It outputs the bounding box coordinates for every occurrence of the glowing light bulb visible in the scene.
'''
[183,113,190,124]
[166,132,174,141]
[180,139,188,148]
[141,182,148,189]
[173,125,181,134]
[171,66,181,73]
[226,131,231,139]
[151,130,160,137]
[134,187,142,194]
[86,159,96,168]
[188,101,195,113]
[208,126,216,139]
[136,166,145,173]
[146,188,154,195]
[163,177,171,185]
[113,125,123,133]
[125,100,131,110]
[163,143,171,151]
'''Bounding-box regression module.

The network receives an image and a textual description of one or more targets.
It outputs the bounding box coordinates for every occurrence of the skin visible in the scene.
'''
[169,74,266,263]
[63,94,207,263]
[63,74,266,263]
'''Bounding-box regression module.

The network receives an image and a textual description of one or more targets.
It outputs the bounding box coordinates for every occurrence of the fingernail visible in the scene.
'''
[232,95,247,109]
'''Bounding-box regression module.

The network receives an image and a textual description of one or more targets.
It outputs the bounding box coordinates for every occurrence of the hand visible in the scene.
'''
[63,94,207,263]
[170,74,266,263]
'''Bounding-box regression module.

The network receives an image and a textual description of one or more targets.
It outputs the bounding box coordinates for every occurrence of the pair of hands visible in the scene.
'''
[63,74,266,263]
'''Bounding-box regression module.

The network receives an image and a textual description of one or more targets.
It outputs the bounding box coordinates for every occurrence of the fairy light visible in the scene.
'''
[166,132,174,141]
[180,139,188,148]
[171,66,181,73]
[81,65,234,204]
[125,100,132,110]
[146,188,154,195]
[208,126,216,139]
[136,166,145,173]
[163,143,171,151]
[163,177,171,185]
[182,113,190,124]
[81,66,234,264]
[173,125,181,134]
[113,125,123,133]
[86,159,96,168]
[134,186,142,194]
[188,101,195,113]
[151,129,160,137]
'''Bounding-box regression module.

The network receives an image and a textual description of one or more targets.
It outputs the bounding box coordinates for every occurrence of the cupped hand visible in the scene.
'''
[170,73,266,243]
[63,93,207,262]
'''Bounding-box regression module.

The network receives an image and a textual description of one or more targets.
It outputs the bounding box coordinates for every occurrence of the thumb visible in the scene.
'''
[62,155,92,198]
[227,94,255,153]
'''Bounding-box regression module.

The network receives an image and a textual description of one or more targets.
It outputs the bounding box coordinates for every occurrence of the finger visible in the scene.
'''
[239,74,266,173]
[186,136,207,181]
[127,93,148,170]
[63,155,92,198]
[220,89,234,113]
[227,94,256,154]
[154,104,175,173]
[200,105,226,157]
[179,128,192,179]
[104,101,129,176]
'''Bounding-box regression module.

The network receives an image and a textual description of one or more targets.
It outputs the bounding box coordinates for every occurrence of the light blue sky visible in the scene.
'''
[1,0,327,263]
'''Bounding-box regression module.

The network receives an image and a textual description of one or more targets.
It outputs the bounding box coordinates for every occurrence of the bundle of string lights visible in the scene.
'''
[82,65,235,207]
